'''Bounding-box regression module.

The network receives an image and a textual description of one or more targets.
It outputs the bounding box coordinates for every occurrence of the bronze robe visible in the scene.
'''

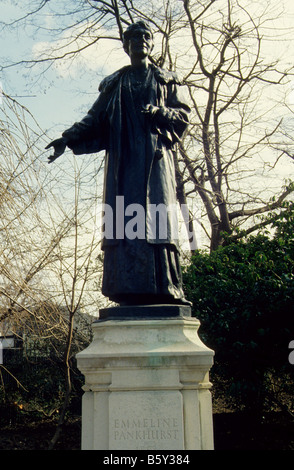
[62,64,190,305]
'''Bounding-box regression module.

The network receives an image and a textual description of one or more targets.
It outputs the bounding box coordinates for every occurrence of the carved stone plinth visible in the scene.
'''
[76,305,214,450]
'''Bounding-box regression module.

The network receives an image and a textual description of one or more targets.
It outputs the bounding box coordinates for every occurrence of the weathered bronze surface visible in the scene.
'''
[46,22,191,307]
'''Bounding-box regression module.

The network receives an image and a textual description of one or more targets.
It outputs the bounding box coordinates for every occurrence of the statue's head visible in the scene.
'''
[123,21,154,57]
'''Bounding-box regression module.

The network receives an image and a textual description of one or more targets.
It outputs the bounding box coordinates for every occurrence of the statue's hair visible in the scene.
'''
[123,21,154,55]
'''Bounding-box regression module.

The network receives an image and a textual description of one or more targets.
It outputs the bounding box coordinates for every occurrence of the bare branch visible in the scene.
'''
[229,185,294,221]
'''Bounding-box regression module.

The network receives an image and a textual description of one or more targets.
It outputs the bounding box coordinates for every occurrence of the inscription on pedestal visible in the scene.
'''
[109,391,184,450]
[113,417,180,441]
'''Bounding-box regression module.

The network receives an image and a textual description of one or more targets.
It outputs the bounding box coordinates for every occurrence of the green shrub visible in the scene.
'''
[0,344,84,425]
[183,202,294,412]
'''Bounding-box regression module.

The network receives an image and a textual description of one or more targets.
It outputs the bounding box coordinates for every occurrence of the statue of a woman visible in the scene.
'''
[46,21,191,307]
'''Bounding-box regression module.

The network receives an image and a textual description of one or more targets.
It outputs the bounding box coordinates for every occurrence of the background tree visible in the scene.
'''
[0,93,104,446]
[179,0,294,250]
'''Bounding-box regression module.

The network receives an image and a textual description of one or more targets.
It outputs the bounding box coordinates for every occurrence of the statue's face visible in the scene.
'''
[128,27,153,60]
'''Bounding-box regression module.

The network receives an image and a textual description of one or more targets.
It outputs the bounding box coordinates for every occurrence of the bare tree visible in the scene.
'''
[0,93,104,447]
[0,93,56,323]
[178,0,294,250]
[45,157,103,449]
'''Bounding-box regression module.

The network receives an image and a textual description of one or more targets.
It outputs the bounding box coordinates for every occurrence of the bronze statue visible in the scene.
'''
[46,21,191,307]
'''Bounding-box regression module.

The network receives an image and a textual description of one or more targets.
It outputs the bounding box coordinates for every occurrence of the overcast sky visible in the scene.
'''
[0,1,128,134]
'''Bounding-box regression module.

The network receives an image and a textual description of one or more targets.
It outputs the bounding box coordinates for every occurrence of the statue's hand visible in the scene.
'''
[142,104,159,117]
[45,137,68,163]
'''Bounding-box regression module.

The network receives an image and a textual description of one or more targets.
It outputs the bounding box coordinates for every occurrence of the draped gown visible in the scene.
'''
[62,64,191,306]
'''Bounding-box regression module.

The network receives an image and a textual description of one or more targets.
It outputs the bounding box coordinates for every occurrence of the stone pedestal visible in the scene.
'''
[76,305,214,450]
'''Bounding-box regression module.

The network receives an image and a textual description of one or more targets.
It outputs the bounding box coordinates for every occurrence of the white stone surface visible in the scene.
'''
[109,391,184,450]
[76,316,214,450]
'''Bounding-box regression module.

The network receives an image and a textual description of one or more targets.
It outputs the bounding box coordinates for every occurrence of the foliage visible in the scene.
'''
[0,345,85,426]
[0,306,92,427]
[183,202,294,411]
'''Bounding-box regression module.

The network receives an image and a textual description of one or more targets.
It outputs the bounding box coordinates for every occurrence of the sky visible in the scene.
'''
[0,1,294,130]
[0,1,129,135]
[1,0,293,135]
